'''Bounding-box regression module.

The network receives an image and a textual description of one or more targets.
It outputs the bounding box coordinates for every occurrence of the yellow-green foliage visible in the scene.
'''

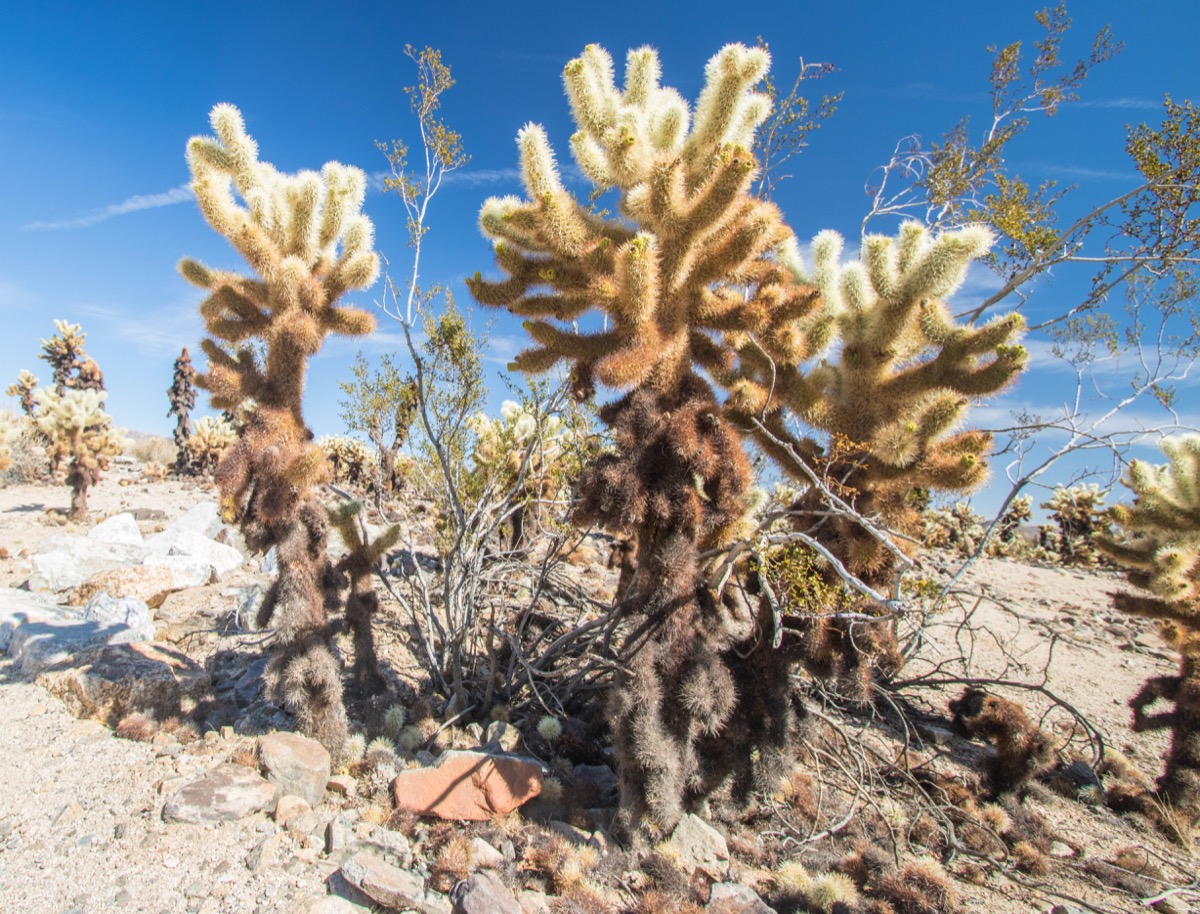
[34,388,127,519]
[182,415,236,476]
[1100,435,1200,813]
[180,103,382,757]
[732,223,1027,585]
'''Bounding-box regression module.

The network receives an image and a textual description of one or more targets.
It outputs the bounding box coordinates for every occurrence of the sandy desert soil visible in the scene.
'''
[0,462,1196,914]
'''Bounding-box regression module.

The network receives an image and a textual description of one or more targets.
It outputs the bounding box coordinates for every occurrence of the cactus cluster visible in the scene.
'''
[1041,483,1110,565]
[467,399,583,550]
[181,415,236,477]
[34,387,127,519]
[318,435,380,489]
[167,347,197,475]
[180,103,382,756]
[1099,436,1200,814]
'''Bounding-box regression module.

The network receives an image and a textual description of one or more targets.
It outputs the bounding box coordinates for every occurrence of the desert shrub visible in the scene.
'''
[1041,483,1110,565]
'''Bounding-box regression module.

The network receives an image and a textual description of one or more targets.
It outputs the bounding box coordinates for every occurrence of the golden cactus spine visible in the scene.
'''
[1099,435,1200,814]
[180,103,381,756]
[471,43,818,835]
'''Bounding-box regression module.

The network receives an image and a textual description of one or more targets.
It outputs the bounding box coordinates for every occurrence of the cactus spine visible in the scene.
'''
[471,44,819,835]
[167,347,198,475]
[1099,435,1200,814]
[180,104,381,756]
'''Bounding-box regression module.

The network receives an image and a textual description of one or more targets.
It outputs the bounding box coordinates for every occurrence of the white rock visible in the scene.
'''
[87,513,144,547]
[168,531,244,579]
[0,588,72,651]
[7,613,147,675]
[666,814,729,880]
[83,592,154,641]
[260,546,278,575]
[170,502,223,538]
[142,554,214,588]
[30,552,109,593]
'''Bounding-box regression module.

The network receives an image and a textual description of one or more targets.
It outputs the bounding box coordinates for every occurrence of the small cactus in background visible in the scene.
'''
[39,320,104,394]
[992,494,1034,554]
[182,415,236,477]
[1042,483,1110,565]
[6,370,38,417]
[34,387,127,519]
[318,435,381,489]
[167,347,197,475]
[923,501,987,556]
[180,103,381,757]
[1099,435,1200,815]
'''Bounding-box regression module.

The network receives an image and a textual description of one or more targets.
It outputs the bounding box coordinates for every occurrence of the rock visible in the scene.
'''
[168,532,244,579]
[707,882,776,913]
[288,810,321,836]
[0,588,74,651]
[258,732,332,808]
[1049,840,1075,858]
[301,897,371,914]
[482,721,523,753]
[450,870,521,914]
[517,890,552,914]
[71,566,177,609]
[88,513,143,547]
[327,774,357,797]
[162,763,277,823]
[339,852,451,914]
[141,554,214,589]
[7,612,151,676]
[548,820,591,845]
[54,800,84,825]
[275,795,313,824]
[246,831,291,871]
[392,750,543,821]
[261,546,278,575]
[667,814,729,880]
[572,764,618,804]
[363,825,412,867]
[469,837,504,869]
[82,592,154,641]
[36,642,207,725]
[30,551,113,593]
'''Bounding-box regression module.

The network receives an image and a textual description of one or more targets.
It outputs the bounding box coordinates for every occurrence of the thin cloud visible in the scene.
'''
[26,183,194,230]
[1076,97,1163,111]
[1026,162,1134,182]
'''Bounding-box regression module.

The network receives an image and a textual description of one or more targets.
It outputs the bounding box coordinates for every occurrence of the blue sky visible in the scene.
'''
[2,1,1197,513]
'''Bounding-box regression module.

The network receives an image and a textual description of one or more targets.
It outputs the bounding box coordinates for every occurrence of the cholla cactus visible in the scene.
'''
[182,415,236,477]
[924,501,987,556]
[7,371,38,417]
[0,411,21,472]
[34,388,127,519]
[180,103,381,756]
[470,44,817,835]
[467,399,583,550]
[1042,483,1109,565]
[730,224,1026,697]
[1099,436,1200,814]
[40,320,104,394]
[167,347,197,475]
[318,435,381,489]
